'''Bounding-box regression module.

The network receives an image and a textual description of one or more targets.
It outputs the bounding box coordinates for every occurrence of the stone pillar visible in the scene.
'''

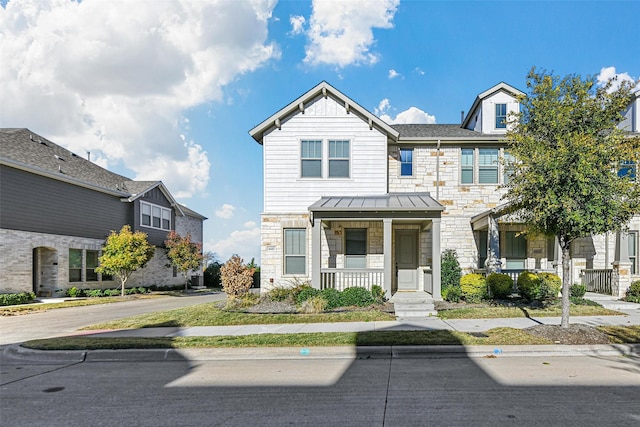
[432,217,442,300]
[383,218,393,298]
[311,219,322,289]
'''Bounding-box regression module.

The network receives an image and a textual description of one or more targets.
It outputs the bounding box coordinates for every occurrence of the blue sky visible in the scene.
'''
[1,0,638,264]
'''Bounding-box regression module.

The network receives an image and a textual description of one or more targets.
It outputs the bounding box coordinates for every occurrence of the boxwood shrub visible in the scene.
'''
[517,271,560,302]
[460,273,487,303]
[486,273,513,299]
[0,292,36,306]
[320,288,341,309]
[625,280,640,303]
[339,286,374,307]
[295,286,321,304]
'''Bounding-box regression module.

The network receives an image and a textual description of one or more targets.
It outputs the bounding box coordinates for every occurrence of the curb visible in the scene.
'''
[6,343,639,363]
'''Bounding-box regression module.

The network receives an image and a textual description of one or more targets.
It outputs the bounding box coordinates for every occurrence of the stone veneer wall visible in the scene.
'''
[0,229,183,295]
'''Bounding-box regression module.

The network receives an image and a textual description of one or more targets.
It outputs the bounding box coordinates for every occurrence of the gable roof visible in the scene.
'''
[249,81,399,144]
[462,82,524,129]
[392,124,497,140]
[0,128,200,217]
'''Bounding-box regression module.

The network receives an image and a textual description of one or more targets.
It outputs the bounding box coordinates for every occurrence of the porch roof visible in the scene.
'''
[309,193,443,223]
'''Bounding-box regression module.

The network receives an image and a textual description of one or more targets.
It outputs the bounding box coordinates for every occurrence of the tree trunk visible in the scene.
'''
[560,237,572,328]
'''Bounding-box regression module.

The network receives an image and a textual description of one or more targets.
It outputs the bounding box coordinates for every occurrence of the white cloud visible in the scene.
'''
[0,0,279,197]
[290,15,306,35]
[208,226,260,263]
[414,67,425,76]
[388,69,401,79]
[597,66,636,93]
[375,98,436,125]
[244,220,257,228]
[215,204,236,219]
[302,0,399,67]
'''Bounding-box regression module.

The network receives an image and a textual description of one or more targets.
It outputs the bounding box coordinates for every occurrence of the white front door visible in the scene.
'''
[396,230,418,291]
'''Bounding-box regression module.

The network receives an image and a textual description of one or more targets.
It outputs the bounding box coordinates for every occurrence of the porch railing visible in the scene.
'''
[320,269,384,291]
[581,269,613,295]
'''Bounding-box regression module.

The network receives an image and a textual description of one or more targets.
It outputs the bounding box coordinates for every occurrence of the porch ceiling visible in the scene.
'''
[309,193,443,223]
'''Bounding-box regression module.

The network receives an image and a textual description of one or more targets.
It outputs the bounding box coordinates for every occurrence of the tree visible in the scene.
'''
[504,68,640,327]
[96,225,155,297]
[220,255,255,299]
[165,231,204,291]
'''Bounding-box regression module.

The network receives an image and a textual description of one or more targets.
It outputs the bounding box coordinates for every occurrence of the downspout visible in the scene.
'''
[436,139,441,200]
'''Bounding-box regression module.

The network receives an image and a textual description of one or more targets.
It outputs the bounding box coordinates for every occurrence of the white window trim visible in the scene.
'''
[300,139,323,179]
[399,147,414,178]
[328,139,351,179]
[283,228,307,276]
[460,147,508,186]
[140,201,172,231]
[298,138,353,180]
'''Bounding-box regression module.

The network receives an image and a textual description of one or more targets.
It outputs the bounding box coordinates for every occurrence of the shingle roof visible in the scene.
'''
[0,128,134,193]
[1,128,206,219]
[391,124,487,139]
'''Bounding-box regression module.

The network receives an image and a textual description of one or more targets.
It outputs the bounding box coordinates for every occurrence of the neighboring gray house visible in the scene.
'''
[250,82,639,306]
[0,128,207,296]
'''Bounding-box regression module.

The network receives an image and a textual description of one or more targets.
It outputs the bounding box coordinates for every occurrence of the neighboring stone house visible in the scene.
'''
[0,128,207,296]
[250,81,639,301]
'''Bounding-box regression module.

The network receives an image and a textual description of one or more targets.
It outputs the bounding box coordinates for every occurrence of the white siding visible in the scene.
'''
[263,95,388,213]
[480,91,519,134]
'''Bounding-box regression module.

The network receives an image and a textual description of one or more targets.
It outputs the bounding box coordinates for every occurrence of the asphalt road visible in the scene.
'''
[1,352,639,426]
[0,292,226,345]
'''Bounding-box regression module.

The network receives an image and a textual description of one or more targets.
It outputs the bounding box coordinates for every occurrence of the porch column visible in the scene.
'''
[311,219,322,289]
[383,218,392,298]
[431,218,442,300]
[612,231,631,298]
[487,215,501,272]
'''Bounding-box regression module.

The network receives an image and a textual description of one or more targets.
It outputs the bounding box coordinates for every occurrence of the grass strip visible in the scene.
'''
[437,304,622,319]
[0,294,166,315]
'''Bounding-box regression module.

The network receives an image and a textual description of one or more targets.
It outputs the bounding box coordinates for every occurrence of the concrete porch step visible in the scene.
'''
[390,291,437,319]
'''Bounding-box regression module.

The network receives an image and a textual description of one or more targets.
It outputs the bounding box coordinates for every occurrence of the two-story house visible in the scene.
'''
[250,82,639,302]
[0,128,207,296]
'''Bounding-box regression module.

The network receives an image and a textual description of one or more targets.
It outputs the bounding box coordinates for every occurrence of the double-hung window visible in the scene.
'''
[86,250,99,281]
[345,229,367,268]
[141,201,172,231]
[329,140,350,178]
[479,148,499,184]
[495,103,507,129]
[504,231,527,270]
[400,148,413,176]
[461,148,474,184]
[284,229,306,274]
[301,140,322,178]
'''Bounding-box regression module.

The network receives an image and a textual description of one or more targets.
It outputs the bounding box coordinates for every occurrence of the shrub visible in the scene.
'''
[86,289,103,298]
[267,286,294,302]
[137,287,147,294]
[442,286,462,303]
[226,292,259,309]
[460,273,487,303]
[441,249,462,290]
[569,283,587,298]
[625,280,640,303]
[486,273,513,299]
[298,296,327,314]
[0,292,36,306]
[66,287,83,298]
[220,255,254,299]
[339,287,374,307]
[320,288,341,309]
[518,272,559,302]
[295,286,321,305]
[371,285,386,304]
[104,289,121,296]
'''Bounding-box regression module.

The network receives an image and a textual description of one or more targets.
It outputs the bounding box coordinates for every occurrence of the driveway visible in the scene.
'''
[0,292,226,345]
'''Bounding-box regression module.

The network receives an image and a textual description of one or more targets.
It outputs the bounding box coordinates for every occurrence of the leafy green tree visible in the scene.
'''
[165,231,204,290]
[96,225,155,296]
[504,68,639,327]
[441,249,462,291]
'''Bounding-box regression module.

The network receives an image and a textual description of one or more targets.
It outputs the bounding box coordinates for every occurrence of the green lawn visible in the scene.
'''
[21,325,640,350]
[0,294,166,315]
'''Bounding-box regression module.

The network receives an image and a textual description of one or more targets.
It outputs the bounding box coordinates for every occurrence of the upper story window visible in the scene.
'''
[495,103,507,129]
[141,201,171,231]
[301,140,322,178]
[618,160,637,182]
[399,148,413,176]
[479,148,499,184]
[284,228,306,274]
[329,140,350,178]
[461,148,474,184]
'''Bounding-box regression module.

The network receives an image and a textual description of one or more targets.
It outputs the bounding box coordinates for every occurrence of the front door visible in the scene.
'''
[396,230,418,291]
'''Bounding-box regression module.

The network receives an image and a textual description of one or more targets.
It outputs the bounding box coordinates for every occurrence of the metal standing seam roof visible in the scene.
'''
[309,193,444,212]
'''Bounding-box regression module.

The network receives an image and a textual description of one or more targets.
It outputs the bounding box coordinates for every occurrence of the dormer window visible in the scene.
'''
[495,103,507,129]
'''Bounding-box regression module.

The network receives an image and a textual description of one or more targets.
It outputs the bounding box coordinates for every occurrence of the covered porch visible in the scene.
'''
[308,193,444,299]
